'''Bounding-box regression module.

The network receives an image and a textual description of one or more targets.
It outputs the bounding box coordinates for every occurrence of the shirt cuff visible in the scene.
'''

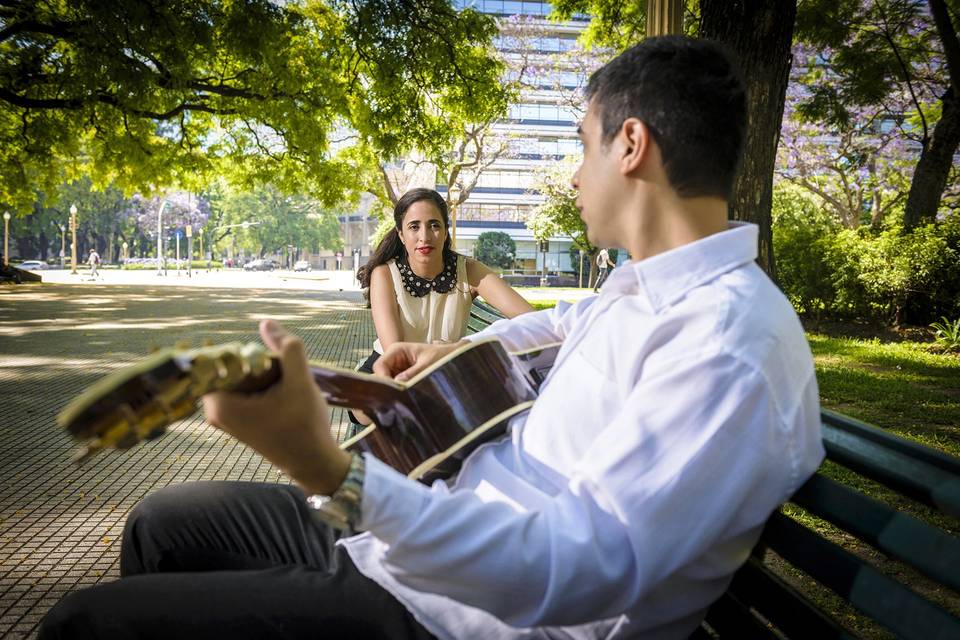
[359,453,433,536]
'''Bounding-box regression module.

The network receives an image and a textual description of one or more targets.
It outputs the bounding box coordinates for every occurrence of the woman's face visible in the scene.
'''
[398,200,447,270]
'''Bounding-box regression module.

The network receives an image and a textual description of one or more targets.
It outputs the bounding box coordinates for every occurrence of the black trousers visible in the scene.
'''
[39,482,437,640]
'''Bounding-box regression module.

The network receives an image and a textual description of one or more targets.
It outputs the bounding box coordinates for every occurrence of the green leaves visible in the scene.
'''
[0,0,507,211]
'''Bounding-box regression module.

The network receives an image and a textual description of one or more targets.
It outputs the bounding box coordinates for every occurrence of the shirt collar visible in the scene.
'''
[601,222,759,312]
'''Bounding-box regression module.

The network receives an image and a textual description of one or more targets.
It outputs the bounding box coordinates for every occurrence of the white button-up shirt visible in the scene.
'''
[343,223,824,639]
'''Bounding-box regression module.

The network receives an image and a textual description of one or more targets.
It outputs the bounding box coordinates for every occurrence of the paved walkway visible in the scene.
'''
[0,277,375,638]
[0,272,593,638]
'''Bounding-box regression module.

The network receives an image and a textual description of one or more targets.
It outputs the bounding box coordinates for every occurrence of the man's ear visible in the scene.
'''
[619,118,653,174]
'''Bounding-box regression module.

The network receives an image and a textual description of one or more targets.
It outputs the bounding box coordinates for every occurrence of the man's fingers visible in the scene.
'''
[373,344,412,378]
[259,319,286,353]
[202,390,255,433]
[279,333,310,384]
[394,358,428,382]
[259,320,312,389]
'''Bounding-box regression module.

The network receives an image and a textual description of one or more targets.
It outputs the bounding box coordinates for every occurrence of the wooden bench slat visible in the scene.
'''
[471,298,506,319]
[823,409,960,475]
[823,421,960,517]
[700,590,781,639]
[470,308,505,325]
[763,512,960,640]
[718,557,855,639]
[791,474,960,592]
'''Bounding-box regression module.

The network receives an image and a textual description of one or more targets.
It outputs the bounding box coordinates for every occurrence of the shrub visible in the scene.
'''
[474,231,516,269]
[931,316,960,352]
[772,183,840,323]
[773,182,960,326]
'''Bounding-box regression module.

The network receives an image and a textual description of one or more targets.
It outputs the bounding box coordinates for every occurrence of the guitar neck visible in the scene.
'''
[307,364,404,410]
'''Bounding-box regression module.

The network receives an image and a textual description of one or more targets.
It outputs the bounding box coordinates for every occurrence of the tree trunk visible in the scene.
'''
[903,87,960,230]
[699,0,797,281]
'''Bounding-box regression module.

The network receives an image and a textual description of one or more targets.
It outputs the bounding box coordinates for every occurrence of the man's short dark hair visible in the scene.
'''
[585,36,747,200]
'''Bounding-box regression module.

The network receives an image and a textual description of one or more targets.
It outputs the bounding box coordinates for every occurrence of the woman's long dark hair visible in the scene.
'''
[357,188,455,288]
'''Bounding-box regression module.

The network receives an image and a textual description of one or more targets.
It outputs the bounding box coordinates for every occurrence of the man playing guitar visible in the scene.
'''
[41,36,823,640]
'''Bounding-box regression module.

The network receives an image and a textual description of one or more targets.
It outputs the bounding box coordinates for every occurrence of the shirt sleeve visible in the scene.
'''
[463,297,596,353]
[358,350,823,627]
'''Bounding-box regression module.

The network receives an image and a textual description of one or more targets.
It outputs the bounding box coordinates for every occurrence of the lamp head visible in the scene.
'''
[3,211,9,221]
[70,204,77,215]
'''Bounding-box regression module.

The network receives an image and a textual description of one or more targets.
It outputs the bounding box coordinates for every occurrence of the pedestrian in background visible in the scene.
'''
[594,247,614,292]
[87,248,101,279]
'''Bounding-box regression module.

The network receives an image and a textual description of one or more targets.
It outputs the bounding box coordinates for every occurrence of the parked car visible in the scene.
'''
[243,259,275,272]
[17,260,49,270]
[293,260,312,272]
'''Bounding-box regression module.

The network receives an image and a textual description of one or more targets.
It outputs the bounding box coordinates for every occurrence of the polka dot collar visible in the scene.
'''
[396,252,457,297]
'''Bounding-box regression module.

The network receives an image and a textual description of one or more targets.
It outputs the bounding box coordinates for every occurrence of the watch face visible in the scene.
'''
[307,495,351,530]
[305,453,364,532]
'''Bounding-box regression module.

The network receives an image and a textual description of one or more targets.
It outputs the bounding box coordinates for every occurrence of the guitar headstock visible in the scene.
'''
[58,342,280,463]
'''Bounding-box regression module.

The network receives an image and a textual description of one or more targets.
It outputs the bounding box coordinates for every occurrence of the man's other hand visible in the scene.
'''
[374,341,467,382]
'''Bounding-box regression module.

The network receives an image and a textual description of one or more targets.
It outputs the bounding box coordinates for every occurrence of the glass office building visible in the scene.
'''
[445,1,590,276]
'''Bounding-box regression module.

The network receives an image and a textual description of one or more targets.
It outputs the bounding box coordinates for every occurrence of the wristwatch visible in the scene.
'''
[306,452,365,532]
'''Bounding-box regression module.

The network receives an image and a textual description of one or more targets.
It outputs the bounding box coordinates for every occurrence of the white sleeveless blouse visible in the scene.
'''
[372,255,474,354]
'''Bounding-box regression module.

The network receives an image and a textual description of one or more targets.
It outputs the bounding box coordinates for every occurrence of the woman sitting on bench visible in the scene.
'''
[350,188,533,427]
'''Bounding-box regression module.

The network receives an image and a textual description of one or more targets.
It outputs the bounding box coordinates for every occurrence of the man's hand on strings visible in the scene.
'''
[374,340,467,382]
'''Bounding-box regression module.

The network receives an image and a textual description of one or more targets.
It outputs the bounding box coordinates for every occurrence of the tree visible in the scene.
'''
[699,0,796,280]
[474,231,517,269]
[371,14,555,242]
[794,0,960,230]
[777,53,917,229]
[552,0,795,277]
[528,156,602,284]
[217,185,342,260]
[0,0,505,209]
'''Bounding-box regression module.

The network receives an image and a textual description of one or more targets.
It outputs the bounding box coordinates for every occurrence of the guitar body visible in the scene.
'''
[320,339,538,483]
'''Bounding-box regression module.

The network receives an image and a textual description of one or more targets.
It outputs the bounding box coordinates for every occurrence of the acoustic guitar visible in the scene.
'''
[58,338,560,483]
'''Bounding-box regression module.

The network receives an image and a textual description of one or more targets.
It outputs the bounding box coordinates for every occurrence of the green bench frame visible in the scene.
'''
[466,300,960,638]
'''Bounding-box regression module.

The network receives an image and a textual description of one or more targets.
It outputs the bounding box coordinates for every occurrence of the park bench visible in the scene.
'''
[467,297,509,334]
[698,409,960,639]
[468,300,960,638]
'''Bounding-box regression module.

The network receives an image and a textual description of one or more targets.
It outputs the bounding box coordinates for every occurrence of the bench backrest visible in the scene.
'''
[700,410,960,639]
[467,298,506,334]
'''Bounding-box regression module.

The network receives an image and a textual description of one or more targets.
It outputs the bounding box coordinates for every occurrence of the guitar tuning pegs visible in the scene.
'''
[201,338,214,347]
[174,340,190,351]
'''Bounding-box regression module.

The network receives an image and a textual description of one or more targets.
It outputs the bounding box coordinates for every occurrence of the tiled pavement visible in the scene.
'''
[0,281,374,638]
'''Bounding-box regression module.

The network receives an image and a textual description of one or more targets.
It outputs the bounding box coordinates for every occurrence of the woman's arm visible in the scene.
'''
[466,258,534,319]
[370,264,404,351]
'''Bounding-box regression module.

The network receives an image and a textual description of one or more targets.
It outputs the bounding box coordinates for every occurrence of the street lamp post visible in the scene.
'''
[59,225,66,269]
[198,228,204,265]
[69,205,78,275]
[122,241,128,268]
[155,200,168,276]
[578,249,585,288]
[186,225,192,278]
[447,184,460,249]
[3,212,10,266]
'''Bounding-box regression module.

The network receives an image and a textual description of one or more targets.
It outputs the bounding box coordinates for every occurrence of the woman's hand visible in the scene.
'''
[202,320,351,495]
